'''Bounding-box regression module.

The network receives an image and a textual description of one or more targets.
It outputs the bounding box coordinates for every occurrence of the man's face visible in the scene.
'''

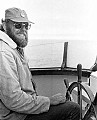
[5,20,29,48]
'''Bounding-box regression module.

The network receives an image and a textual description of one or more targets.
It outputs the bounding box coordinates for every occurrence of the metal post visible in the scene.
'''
[77,64,82,120]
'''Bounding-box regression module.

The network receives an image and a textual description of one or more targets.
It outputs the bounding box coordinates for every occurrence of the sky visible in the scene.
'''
[0,0,97,40]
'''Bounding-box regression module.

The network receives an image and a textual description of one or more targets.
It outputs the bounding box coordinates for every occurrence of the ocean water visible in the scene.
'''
[25,39,64,68]
[25,39,97,69]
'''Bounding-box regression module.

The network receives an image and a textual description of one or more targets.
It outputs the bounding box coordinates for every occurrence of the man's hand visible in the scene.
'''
[50,93,66,105]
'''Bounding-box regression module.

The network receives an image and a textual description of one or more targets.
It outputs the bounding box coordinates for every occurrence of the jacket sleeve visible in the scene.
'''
[0,50,50,114]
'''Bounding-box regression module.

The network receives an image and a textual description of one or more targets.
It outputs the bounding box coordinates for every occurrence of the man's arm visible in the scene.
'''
[0,50,50,114]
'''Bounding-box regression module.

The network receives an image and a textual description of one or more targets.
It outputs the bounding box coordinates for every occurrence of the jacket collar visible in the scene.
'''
[0,30,17,49]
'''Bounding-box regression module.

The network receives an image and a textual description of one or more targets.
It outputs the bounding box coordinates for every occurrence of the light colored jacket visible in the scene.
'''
[0,31,50,120]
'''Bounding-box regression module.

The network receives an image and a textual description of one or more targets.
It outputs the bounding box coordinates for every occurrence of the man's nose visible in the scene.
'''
[21,25,27,31]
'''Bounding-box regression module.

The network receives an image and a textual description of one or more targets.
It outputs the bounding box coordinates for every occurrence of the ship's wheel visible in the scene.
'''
[64,64,97,120]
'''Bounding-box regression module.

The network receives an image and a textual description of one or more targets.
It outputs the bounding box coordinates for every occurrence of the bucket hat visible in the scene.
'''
[5,7,34,23]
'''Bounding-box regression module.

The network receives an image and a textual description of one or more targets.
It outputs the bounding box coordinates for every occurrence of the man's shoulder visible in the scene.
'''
[0,39,15,54]
[0,39,10,49]
[0,31,17,49]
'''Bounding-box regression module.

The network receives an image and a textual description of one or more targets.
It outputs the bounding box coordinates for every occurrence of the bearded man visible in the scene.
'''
[0,7,80,120]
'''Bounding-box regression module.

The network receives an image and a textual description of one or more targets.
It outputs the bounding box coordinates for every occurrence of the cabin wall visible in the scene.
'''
[33,75,88,97]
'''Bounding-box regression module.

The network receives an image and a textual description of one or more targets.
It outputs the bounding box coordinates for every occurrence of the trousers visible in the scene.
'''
[24,101,80,120]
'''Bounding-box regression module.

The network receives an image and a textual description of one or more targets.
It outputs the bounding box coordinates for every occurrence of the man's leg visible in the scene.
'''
[25,101,80,120]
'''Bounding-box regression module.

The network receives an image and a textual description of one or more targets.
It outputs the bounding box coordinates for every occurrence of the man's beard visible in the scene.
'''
[6,27,28,48]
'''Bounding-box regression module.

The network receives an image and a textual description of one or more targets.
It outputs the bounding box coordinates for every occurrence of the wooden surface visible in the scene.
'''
[30,67,91,77]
